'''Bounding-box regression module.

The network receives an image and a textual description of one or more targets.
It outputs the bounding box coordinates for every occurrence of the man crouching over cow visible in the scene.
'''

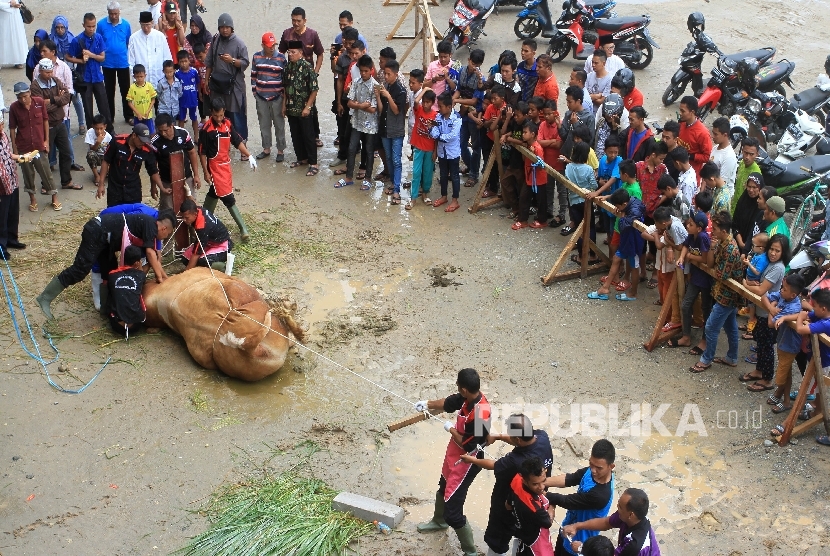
[36,211,176,320]
[178,198,233,272]
[107,245,148,336]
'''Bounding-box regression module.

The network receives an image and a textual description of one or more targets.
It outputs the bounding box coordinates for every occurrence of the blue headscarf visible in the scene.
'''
[50,16,74,61]
[26,29,49,70]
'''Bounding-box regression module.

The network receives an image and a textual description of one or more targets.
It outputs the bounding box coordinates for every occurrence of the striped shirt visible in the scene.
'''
[250,51,287,101]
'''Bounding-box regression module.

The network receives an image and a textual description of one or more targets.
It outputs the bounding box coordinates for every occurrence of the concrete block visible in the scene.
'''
[332,492,405,528]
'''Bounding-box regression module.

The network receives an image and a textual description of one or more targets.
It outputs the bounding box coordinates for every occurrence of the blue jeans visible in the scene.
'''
[49,119,75,166]
[459,113,481,179]
[227,110,248,142]
[438,157,461,199]
[700,302,739,365]
[380,136,404,193]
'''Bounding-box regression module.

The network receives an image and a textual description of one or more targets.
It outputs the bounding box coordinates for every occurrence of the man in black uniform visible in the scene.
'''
[152,113,202,211]
[107,245,147,336]
[178,198,233,271]
[36,211,176,319]
[459,413,553,556]
[96,123,166,207]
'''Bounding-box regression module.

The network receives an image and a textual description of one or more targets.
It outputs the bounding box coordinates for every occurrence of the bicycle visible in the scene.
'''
[789,166,830,250]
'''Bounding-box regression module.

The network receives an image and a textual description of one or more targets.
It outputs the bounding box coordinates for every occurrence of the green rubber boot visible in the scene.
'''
[98,283,109,317]
[36,277,65,320]
[455,522,477,556]
[202,195,218,214]
[416,492,449,532]
[228,205,250,243]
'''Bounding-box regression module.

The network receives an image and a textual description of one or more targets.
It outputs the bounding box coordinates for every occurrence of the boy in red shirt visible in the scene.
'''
[410,89,437,207]
[481,85,507,197]
[537,100,565,227]
[512,121,548,230]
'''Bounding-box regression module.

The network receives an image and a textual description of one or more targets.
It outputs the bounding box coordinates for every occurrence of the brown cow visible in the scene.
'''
[142,268,304,381]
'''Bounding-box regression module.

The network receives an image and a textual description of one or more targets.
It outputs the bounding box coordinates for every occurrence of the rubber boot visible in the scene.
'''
[487,548,510,556]
[210,261,226,272]
[228,204,250,242]
[416,492,449,532]
[455,522,477,556]
[202,194,218,214]
[36,277,66,320]
[91,271,102,310]
[98,283,109,317]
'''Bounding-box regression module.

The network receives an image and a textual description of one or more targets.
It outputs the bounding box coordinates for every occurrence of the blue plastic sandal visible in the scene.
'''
[587,291,609,300]
[615,293,637,301]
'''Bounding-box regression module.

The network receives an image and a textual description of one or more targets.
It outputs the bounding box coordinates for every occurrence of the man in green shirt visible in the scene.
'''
[764,195,790,239]
[731,136,761,213]
[283,40,319,175]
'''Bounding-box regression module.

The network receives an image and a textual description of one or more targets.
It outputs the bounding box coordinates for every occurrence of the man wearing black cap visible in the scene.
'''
[96,123,165,207]
[205,13,249,146]
[156,1,187,64]
[128,11,172,92]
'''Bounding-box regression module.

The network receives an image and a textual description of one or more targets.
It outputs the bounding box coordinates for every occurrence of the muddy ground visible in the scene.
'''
[2,0,830,554]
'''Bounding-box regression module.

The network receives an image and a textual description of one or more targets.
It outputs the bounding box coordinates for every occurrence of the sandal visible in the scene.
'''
[767,394,782,406]
[790,391,816,401]
[798,404,815,421]
[360,180,373,190]
[661,322,681,332]
[333,168,348,175]
[560,224,574,236]
[41,187,48,195]
[689,362,711,373]
[62,183,83,190]
[587,291,609,300]
[51,201,62,211]
[713,357,737,368]
[423,196,432,205]
[771,424,785,437]
[549,216,565,228]
[615,293,637,301]
[255,151,270,160]
[433,197,448,208]
[747,382,774,392]
[615,281,630,292]
[316,138,324,148]
[667,338,688,348]
[28,202,38,212]
[391,194,401,205]
[240,156,249,162]
[70,163,85,171]
[688,346,704,356]
[405,201,413,211]
[305,166,319,176]
[333,179,354,188]
[445,203,460,213]
[356,170,366,180]
[744,353,758,364]
[289,161,307,168]
[738,372,763,382]
[816,435,830,446]
[646,278,658,289]
[771,402,791,414]
[464,178,477,188]
[384,185,395,195]
[645,262,656,272]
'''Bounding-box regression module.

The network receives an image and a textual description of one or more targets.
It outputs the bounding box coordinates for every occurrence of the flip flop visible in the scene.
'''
[661,322,681,332]
[689,362,711,373]
[744,354,758,364]
[404,201,413,211]
[445,203,460,213]
[790,391,816,401]
[587,291,609,300]
[28,202,38,212]
[433,197,448,208]
[305,167,319,176]
[61,183,83,190]
[646,278,658,289]
[360,180,373,190]
[713,357,738,368]
[615,293,637,301]
[391,194,401,205]
[615,281,630,292]
[289,161,307,168]
[334,179,354,188]
[512,221,531,230]
[816,435,830,446]
[747,382,774,392]
[771,424,785,437]
[333,168,348,175]
[688,346,704,356]
[738,372,764,382]
[666,338,688,348]
[316,138,324,147]
[771,402,791,414]
[51,202,62,211]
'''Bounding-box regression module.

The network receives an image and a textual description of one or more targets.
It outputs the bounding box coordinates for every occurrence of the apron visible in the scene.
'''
[510,474,554,556]
[440,394,488,502]
[183,240,229,260]
[118,214,147,267]
[209,134,233,197]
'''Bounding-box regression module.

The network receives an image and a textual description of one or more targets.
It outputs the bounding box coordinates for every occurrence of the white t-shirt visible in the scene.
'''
[650,216,688,273]
[84,128,112,156]
[585,54,626,78]
[711,145,738,197]
[678,167,698,210]
[585,72,612,114]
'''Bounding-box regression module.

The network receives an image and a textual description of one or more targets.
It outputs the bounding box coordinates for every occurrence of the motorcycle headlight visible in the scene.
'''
[720,57,737,76]
[747,98,762,114]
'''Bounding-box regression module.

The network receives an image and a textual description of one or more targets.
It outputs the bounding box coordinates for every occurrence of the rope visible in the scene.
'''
[530,155,545,194]
[189,232,494,456]
[0,251,109,394]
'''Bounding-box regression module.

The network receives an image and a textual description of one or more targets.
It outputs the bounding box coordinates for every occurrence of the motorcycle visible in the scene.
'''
[790,74,830,129]
[757,149,830,212]
[661,35,777,106]
[545,0,659,70]
[446,0,497,51]
[789,236,827,281]
[696,55,796,121]
[728,92,823,156]
[514,0,616,40]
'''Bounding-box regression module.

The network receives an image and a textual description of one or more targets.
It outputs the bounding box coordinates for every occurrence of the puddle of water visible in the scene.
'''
[389,423,502,531]
[302,271,362,326]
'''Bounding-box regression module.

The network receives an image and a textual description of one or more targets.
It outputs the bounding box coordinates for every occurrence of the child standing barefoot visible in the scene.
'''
[511,121,548,229]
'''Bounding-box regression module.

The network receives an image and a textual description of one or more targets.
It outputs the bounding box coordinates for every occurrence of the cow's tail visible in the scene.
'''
[268,297,306,344]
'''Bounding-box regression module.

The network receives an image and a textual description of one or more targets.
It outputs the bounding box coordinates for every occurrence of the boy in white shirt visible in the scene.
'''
[84,114,112,183]
[710,117,738,197]
[673,146,697,209]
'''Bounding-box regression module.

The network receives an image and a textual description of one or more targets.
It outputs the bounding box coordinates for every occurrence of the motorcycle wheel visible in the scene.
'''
[444,28,462,54]
[547,39,571,63]
[624,35,653,70]
[697,104,713,122]
[813,110,826,129]
[514,17,541,40]
[661,80,687,107]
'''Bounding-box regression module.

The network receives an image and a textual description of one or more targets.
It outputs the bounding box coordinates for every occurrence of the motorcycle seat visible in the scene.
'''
[582,0,614,7]
[594,16,646,32]
[724,48,776,67]
[792,87,830,111]
[756,61,795,91]
[771,155,830,188]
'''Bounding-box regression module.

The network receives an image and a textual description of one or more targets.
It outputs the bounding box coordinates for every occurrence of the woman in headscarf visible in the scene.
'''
[0,0,28,68]
[26,29,49,81]
[50,15,87,134]
[732,172,766,254]
[186,14,212,49]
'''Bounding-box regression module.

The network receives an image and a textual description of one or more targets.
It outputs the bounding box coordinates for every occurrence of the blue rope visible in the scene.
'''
[0,252,109,394]
[530,156,545,194]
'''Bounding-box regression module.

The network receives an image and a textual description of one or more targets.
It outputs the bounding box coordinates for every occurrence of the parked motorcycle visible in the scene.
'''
[545,0,659,69]
[757,149,830,214]
[515,0,616,40]
[446,0,497,50]
[790,70,830,129]
[696,54,795,121]
[662,12,777,107]
[789,236,827,281]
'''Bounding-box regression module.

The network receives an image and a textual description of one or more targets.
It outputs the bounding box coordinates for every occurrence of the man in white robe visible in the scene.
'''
[0,1,28,67]
[127,11,172,93]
